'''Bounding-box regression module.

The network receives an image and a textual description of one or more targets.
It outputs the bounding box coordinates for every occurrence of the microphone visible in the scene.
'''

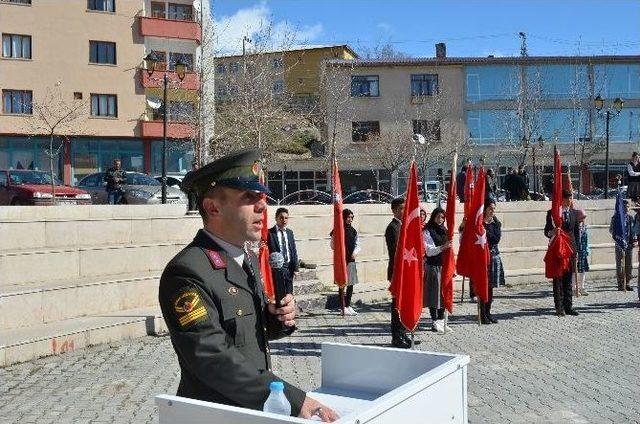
[268,251,295,336]
[268,252,286,308]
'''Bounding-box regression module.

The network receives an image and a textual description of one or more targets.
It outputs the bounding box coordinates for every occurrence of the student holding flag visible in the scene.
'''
[482,199,504,324]
[544,147,580,317]
[423,208,452,333]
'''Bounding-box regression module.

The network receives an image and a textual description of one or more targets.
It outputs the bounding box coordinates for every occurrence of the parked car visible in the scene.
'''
[154,174,185,189]
[0,169,92,206]
[77,172,187,204]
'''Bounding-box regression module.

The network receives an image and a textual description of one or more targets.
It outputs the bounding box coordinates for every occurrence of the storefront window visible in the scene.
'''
[150,140,194,175]
[71,138,143,184]
[0,136,62,175]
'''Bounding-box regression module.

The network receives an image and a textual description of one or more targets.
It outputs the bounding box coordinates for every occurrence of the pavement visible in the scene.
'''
[1,279,639,424]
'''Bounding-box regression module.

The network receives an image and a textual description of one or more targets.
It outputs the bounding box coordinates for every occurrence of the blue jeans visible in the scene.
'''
[107,189,124,205]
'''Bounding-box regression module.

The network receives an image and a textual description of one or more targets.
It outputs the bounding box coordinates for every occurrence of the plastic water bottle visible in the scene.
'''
[263,381,291,416]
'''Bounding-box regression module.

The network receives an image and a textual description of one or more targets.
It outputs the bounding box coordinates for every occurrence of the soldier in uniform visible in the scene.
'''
[159,149,337,422]
[386,197,411,348]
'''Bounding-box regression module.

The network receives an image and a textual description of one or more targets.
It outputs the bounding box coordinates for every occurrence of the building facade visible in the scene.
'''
[0,0,211,185]
[318,53,640,196]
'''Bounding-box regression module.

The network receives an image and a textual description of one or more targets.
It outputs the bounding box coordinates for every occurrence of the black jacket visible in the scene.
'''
[266,226,299,273]
[385,218,401,281]
[159,230,306,415]
[544,209,580,253]
[484,218,502,254]
[104,167,127,191]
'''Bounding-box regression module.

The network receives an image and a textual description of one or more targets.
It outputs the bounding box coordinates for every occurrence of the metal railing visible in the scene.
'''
[279,190,332,205]
[343,190,394,204]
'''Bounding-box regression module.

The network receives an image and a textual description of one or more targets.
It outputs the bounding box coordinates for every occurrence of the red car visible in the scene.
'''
[0,169,92,205]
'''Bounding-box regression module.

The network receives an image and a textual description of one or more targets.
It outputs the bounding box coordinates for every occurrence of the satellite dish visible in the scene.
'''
[412,133,426,145]
[146,97,162,110]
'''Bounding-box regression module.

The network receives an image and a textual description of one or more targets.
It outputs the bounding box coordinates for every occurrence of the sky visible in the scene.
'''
[210,0,640,57]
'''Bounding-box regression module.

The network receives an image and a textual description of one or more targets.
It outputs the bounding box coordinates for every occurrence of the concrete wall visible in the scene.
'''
[0,200,621,291]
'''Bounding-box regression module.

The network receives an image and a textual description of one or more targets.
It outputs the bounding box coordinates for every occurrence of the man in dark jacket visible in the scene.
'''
[544,189,581,316]
[267,207,299,295]
[456,159,471,202]
[385,197,412,348]
[159,149,337,422]
[104,159,127,204]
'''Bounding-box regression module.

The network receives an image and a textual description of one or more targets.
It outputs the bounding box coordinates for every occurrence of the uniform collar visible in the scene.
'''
[202,229,245,267]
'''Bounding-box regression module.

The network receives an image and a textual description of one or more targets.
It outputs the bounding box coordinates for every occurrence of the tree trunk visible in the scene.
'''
[49,133,56,205]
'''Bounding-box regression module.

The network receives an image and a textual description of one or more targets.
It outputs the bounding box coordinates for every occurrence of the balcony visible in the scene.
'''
[140,119,195,139]
[138,69,199,91]
[138,16,201,44]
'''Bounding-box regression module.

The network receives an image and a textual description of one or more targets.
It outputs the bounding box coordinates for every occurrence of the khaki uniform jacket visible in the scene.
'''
[159,229,306,415]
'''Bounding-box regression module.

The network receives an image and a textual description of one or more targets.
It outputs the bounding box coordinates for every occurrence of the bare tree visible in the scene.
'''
[25,85,88,200]
[358,42,411,60]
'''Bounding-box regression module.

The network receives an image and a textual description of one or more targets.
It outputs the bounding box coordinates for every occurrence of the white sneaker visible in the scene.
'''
[444,323,454,333]
[433,320,445,334]
[342,306,356,316]
[347,306,358,315]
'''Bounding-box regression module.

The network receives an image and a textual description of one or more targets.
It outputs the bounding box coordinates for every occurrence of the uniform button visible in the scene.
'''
[228,287,238,295]
[236,309,244,317]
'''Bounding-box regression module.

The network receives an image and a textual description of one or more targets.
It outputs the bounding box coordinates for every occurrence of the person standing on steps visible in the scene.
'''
[330,208,361,316]
[481,200,504,324]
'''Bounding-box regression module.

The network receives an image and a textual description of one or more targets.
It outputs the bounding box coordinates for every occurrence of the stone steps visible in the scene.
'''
[0,306,165,367]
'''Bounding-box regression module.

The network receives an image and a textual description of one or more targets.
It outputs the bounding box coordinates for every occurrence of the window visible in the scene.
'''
[351,75,379,97]
[411,74,438,97]
[2,0,31,4]
[168,3,193,21]
[352,121,380,142]
[215,83,228,98]
[273,80,284,95]
[230,62,240,73]
[169,52,193,71]
[89,41,116,65]
[412,120,441,141]
[169,101,195,121]
[465,65,520,102]
[150,1,165,18]
[150,50,166,70]
[2,90,32,114]
[2,34,31,59]
[90,94,117,117]
[74,92,83,100]
[0,172,6,187]
[272,57,283,69]
[216,63,226,73]
[88,0,115,12]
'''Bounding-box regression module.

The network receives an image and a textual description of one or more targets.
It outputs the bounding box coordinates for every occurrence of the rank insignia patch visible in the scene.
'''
[174,290,208,328]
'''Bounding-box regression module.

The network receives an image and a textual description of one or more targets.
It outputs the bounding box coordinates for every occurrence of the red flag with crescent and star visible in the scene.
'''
[258,171,275,300]
[332,160,348,287]
[456,166,489,303]
[544,146,574,279]
[441,167,457,313]
[389,161,424,331]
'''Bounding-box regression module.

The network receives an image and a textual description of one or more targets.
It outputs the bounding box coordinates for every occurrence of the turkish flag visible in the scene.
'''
[389,161,424,331]
[441,169,457,314]
[456,167,489,303]
[258,173,274,300]
[544,147,574,279]
[332,160,348,287]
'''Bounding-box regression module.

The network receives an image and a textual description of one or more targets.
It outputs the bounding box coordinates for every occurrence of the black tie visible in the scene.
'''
[280,229,289,263]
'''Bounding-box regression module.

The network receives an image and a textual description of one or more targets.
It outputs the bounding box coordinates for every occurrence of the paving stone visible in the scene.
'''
[0,280,639,423]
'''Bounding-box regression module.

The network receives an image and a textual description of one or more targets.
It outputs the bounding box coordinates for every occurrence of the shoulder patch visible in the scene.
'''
[205,249,226,269]
[173,290,208,329]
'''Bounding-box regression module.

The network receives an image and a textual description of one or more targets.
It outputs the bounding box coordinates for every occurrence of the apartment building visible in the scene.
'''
[0,0,211,186]
[317,51,640,195]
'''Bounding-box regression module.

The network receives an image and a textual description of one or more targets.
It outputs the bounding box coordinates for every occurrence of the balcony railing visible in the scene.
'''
[139,117,195,139]
[138,16,201,44]
[138,68,199,91]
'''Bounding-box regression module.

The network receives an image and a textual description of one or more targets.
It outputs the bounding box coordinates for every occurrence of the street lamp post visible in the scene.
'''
[144,52,186,204]
[532,136,544,194]
[594,95,624,199]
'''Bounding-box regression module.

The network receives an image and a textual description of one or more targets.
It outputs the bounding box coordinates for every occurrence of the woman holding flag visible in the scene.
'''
[423,207,453,333]
[481,199,504,324]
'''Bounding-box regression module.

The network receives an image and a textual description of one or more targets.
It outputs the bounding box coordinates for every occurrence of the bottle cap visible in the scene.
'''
[269,381,285,391]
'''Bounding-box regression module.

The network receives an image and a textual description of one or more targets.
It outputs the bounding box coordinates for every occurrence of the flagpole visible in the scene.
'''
[443,311,448,334]
[477,302,482,325]
[339,286,345,318]
[410,331,415,349]
[460,277,466,303]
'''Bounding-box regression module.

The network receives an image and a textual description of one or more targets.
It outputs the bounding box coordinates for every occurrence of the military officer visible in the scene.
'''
[159,149,337,422]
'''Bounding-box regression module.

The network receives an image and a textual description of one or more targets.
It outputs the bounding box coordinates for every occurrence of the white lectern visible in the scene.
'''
[156,342,469,423]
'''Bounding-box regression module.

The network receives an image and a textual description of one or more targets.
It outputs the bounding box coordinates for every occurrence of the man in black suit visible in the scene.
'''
[385,197,412,348]
[544,189,581,316]
[267,207,299,295]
